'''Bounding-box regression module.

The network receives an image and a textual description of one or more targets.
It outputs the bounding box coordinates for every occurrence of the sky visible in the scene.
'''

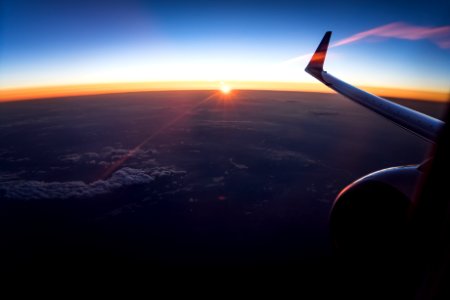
[1,0,450,100]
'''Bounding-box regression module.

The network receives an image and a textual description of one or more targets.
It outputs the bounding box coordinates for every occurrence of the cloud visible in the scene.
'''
[283,22,450,64]
[0,171,24,181]
[57,146,156,167]
[229,158,248,170]
[59,153,82,163]
[333,22,450,48]
[0,167,185,200]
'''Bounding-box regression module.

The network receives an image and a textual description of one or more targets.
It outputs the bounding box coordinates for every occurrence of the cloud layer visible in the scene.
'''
[0,167,184,200]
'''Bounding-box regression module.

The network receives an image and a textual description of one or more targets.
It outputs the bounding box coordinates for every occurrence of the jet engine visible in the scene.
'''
[329,164,427,256]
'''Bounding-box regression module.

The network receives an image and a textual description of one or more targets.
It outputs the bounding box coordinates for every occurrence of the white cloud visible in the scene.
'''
[57,146,156,167]
[0,167,185,200]
[59,153,82,163]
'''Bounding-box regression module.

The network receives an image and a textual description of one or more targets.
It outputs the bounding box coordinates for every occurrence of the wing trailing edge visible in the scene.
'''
[305,32,444,143]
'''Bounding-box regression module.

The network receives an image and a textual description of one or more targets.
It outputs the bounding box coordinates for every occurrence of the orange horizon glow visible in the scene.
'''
[0,81,448,103]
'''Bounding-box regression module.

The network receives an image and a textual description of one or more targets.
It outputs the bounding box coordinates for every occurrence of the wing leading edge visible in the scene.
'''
[305,32,444,143]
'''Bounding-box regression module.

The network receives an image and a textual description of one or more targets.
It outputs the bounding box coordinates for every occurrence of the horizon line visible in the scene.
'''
[1,81,448,103]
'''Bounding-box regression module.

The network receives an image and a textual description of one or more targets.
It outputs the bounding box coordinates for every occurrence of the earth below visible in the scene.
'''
[0,90,444,273]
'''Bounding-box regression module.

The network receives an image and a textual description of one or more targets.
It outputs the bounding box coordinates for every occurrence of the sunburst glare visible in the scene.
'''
[220,84,232,94]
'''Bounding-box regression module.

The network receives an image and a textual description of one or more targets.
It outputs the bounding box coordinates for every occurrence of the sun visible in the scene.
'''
[220,85,231,94]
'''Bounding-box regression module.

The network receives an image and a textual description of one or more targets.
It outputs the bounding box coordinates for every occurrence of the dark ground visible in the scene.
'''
[0,90,446,291]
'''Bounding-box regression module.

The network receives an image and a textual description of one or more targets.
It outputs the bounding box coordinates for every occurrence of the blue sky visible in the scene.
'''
[1,0,450,91]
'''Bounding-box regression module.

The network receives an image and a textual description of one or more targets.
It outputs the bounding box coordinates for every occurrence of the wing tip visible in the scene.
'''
[305,31,332,75]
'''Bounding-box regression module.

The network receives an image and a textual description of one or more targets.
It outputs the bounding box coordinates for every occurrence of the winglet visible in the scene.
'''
[305,31,332,80]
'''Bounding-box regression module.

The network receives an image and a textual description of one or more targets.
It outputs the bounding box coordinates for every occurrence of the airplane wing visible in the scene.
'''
[305,31,445,143]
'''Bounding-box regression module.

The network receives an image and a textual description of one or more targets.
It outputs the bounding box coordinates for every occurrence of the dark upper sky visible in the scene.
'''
[1,0,450,91]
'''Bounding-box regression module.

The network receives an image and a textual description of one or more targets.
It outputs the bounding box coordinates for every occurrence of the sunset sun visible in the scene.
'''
[220,85,231,94]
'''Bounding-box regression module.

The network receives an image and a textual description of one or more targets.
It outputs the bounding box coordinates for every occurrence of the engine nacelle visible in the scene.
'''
[330,165,425,256]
